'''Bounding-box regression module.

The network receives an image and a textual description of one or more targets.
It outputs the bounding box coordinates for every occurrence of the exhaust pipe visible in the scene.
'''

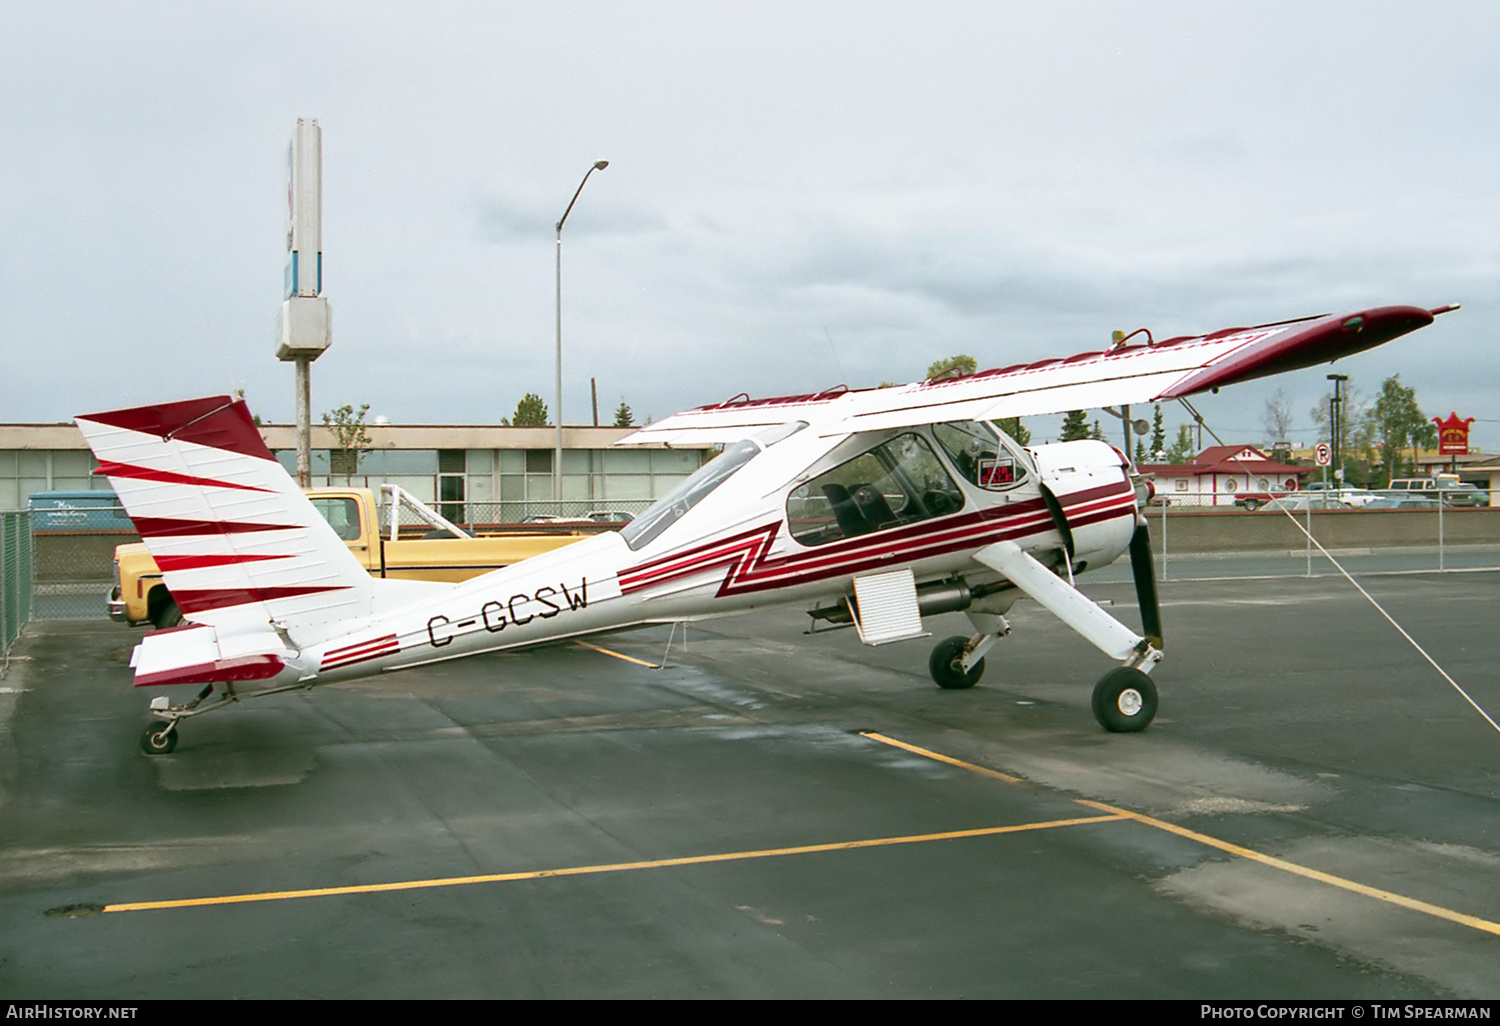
[809,578,987,626]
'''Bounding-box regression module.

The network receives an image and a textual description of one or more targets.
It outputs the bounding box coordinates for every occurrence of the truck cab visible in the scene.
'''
[110,486,605,628]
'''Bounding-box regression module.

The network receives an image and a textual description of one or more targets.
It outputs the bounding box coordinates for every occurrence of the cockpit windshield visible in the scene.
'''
[620,439,761,551]
[932,420,1029,491]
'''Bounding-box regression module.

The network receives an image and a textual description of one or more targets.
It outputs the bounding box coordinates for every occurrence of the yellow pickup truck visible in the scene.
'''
[109,485,604,629]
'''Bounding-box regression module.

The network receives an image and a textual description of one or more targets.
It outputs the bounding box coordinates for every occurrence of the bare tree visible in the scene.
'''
[1263,387,1294,446]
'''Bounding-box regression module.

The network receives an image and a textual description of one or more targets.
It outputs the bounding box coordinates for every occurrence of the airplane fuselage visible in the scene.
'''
[294,426,1140,687]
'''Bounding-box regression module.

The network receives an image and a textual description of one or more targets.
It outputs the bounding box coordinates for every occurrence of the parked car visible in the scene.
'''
[26,490,134,533]
[1438,483,1490,507]
[585,510,635,523]
[1364,495,1442,510]
[1307,486,1379,507]
[1387,477,1451,493]
[1233,492,1290,511]
[1259,495,1354,512]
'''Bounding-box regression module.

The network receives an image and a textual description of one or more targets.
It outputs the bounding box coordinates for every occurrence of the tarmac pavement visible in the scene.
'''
[0,570,1495,999]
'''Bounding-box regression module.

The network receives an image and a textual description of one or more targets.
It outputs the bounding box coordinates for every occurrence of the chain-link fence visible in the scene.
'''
[7,491,1498,636]
[2,511,33,669]
[1088,488,1500,585]
[30,516,131,622]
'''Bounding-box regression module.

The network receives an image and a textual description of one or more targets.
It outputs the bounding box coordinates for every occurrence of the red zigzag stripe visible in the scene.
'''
[620,483,1135,598]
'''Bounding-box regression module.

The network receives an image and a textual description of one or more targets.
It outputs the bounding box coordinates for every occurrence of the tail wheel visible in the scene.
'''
[929,636,983,690]
[1091,668,1158,732]
[140,722,178,755]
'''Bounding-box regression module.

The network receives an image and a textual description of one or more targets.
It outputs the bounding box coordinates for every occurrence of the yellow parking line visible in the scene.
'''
[1074,799,1500,937]
[860,731,1023,783]
[576,641,660,668]
[102,814,1124,914]
[857,731,1500,939]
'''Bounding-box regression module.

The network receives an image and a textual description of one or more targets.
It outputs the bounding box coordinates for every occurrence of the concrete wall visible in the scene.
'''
[1142,506,1500,553]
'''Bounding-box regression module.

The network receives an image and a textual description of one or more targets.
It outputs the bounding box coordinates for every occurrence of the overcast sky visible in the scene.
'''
[3,1,1496,450]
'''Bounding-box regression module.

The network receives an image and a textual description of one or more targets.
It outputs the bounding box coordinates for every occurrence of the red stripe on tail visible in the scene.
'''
[173,585,350,614]
[94,460,273,493]
[78,397,275,462]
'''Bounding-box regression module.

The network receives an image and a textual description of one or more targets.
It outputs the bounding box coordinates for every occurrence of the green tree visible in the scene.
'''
[1367,374,1436,487]
[919,353,1030,444]
[926,354,978,380]
[509,393,549,427]
[1060,410,1091,441]
[1165,424,1196,464]
[1149,404,1166,459]
[994,417,1031,446]
[613,399,634,428]
[321,403,371,480]
[1311,381,1374,485]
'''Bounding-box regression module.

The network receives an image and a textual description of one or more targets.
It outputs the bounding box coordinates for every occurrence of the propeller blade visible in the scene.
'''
[1129,520,1164,649]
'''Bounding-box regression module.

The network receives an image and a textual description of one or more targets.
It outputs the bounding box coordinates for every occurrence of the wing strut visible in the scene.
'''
[1176,396,1227,448]
[973,540,1161,671]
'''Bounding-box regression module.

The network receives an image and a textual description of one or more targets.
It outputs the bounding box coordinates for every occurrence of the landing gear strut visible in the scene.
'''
[929,636,983,689]
[927,612,1010,690]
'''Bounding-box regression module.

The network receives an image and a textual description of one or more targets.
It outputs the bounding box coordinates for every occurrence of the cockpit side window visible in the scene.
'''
[621,439,760,551]
[787,433,963,547]
[933,420,1028,491]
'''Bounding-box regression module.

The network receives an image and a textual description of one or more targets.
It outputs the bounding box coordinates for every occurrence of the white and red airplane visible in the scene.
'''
[78,303,1450,753]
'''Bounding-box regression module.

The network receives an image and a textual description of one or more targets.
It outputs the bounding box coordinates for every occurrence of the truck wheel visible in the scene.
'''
[153,600,183,630]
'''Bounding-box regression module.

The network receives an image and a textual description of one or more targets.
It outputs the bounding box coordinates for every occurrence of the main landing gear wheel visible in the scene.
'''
[140,722,178,755]
[929,636,983,690]
[1091,667,1158,733]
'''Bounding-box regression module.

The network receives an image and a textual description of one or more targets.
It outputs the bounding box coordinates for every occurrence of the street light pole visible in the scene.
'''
[1328,373,1348,483]
[554,159,609,503]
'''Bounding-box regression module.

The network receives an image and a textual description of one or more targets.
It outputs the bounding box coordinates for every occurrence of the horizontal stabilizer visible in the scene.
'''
[130,623,302,689]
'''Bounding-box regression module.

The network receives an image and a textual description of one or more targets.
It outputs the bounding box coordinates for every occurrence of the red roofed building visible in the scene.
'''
[1141,445,1309,507]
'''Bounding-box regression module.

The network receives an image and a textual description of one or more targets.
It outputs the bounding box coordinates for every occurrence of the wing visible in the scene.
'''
[620,304,1447,445]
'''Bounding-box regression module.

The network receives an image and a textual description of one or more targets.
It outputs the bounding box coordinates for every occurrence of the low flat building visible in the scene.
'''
[1141,445,1308,507]
[0,421,716,522]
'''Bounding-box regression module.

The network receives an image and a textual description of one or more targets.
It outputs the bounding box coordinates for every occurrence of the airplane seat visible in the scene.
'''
[852,484,898,528]
[822,483,873,538]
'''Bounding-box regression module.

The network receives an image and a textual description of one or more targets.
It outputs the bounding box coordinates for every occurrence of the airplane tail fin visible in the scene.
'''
[76,396,376,648]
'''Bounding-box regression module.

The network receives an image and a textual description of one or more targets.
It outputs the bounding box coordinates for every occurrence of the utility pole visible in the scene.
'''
[276,119,331,488]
